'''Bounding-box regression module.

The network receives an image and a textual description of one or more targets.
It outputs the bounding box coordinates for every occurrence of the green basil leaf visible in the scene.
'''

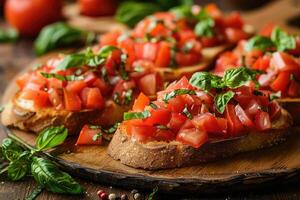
[163,89,196,103]
[0,28,19,43]
[149,102,158,109]
[271,27,296,52]
[1,138,24,162]
[124,89,133,105]
[40,72,84,81]
[223,67,260,89]
[56,52,87,71]
[7,151,31,181]
[34,22,91,56]
[124,110,151,120]
[25,185,44,200]
[36,126,68,151]
[194,9,214,37]
[182,106,192,119]
[270,91,281,101]
[31,157,83,194]
[189,72,223,91]
[116,2,161,28]
[171,5,194,19]
[148,186,159,200]
[245,36,274,52]
[214,91,235,114]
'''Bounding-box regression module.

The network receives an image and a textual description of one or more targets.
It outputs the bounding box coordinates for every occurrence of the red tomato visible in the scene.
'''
[105,49,122,75]
[63,89,82,111]
[214,52,238,74]
[16,73,30,89]
[268,101,282,120]
[225,104,244,136]
[252,56,270,71]
[92,78,110,95]
[48,88,63,109]
[47,78,64,89]
[130,125,156,142]
[79,0,118,17]
[75,125,102,145]
[224,12,244,29]
[154,129,176,142]
[254,111,271,131]
[84,72,97,86]
[271,52,300,72]
[225,28,249,43]
[200,37,219,48]
[5,0,62,36]
[176,128,208,148]
[119,38,136,69]
[144,108,171,126]
[66,81,87,94]
[192,113,227,135]
[134,42,145,60]
[234,104,255,128]
[80,88,104,110]
[155,42,171,68]
[168,113,187,132]
[288,80,300,97]
[99,31,120,47]
[19,89,50,108]
[259,23,275,37]
[244,100,261,116]
[270,72,291,93]
[138,73,162,96]
[132,93,150,111]
[167,96,186,113]
[142,42,158,61]
[175,52,201,66]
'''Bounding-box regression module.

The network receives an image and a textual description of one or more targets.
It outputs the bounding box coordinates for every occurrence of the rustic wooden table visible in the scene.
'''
[1,1,300,199]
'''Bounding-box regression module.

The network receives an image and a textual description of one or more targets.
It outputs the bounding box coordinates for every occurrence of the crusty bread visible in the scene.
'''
[1,96,132,135]
[277,98,300,125]
[108,109,292,170]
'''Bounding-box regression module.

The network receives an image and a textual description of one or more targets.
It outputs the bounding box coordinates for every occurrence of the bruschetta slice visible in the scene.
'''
[98,4,253,81]
[1,46,163,134]
[108,68,293,170]
[213,25,300,124]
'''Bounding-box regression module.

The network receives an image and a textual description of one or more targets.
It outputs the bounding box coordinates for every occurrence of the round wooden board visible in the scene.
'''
[2,52,300,195]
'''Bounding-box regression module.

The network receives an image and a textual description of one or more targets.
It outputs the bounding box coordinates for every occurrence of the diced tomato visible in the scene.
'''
[144,108,171,126]
[167,96,186,113]
[80,88,104,110]
[75,125,102,145]
[200,37,219,48]
[234,104,255,128]
[176,128,208,148]
[132,93,150,111]
[254,111,271,131]
[92,78,110,95]
[66,81,87,94]
[271,52,300,72]
[119,38,136,69]
[63,89,82,111]
[48,88,63,109]
[24,82,43,91]
[214,51,238,74]
[225,28,249,43]
[205,3,221,19]
[165,76,193,91]
[287,80,300,97]
[192,113,227,135]
[105,49,122,75]
[99,31,120,46]
[175,52,201,66]
[142,42,158,61]
[168,113,187,132]
[268,101,282,120]
[155,42,171,68]
[130,125,156,142]
[47,77,64,89]
[252,55,270,71]
[134,42,145,60]
[270,72,291,93]
[19,89,50,108]
[16,73,30,89]
[154,129,176,142]
[224,12,244,29]
[259,23,275,37]
[244,99,261,116]
[138,73,162,95]
[84,72,97,86]
[225,104,244,136]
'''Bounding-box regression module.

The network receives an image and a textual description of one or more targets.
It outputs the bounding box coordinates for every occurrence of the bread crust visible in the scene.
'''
[108,109,293,170]
[277,98,300,125]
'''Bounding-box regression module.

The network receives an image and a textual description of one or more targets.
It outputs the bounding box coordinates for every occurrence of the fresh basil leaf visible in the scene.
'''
[116,2,161,28]
[182,41,194,53]
[270,91,281,101]
[34,22,92,56]
[182,106,192,119]
[7,151,31,181]
[170,5,194,19]
[0,28,19,43]
[124,89,133,105]
[223,67,260,89]
[245,36,274,52]
[271,27,296,52]
[149,102,158,109]
[40,72,84,81]
[189,72,223,91]
[214,91,235,114]
[36,126,68,151]
[31,157,83,194]
[56,53,87,71]
[25,185,44,200]
[1,138,24,162]
[124,110,151,120]
[106,123,119,134]
[163,89,196,103]
[194,9,214,37]
[148,186,159,200]
[92,133,102,142]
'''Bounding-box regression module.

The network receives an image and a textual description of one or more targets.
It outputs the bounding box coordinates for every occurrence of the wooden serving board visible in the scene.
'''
[2,54,300,194]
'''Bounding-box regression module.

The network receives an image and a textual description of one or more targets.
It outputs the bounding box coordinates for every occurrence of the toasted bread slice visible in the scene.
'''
[1,94,132,134]
[108,109,292,170]
[277,98,300,125]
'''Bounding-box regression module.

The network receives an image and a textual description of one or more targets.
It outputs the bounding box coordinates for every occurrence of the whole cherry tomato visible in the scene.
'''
[5,0,63,37]
[79,0,118,17]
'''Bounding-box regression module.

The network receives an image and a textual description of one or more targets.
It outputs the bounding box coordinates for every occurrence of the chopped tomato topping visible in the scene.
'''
[76,125,103,145]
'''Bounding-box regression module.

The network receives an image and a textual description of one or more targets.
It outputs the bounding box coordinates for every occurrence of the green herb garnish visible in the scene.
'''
[164,89,196,103]
[183,106,192,119]
[40,72,84,81]
[124,110,151,120]
[0,28,19,43]
[214,91,235,114]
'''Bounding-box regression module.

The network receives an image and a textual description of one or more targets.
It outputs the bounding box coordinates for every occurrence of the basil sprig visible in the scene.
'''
[0,28,19,43]
[40,72,84,81]
[194,9,214,37]
[34,22,95,56]
[124,110,151,120]
[0,126,83,198]
[163,89,196,103]
[190,67,260,114]
[245,27,296,52]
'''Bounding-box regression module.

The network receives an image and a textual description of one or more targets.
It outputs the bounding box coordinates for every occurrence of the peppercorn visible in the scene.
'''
[133,193,142,200]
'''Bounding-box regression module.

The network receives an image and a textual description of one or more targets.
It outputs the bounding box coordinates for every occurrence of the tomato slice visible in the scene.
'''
[19,89,50,108]
[168,113,187,132]
[225,104,244,136]
[259,23,275,37]
[16,73,30,89]
[287,80,300,97]
[234,104,255,128]
[75,125,102,145]
[64,89,82,111]
[192,113,227,135]
[214,51,238,74]
[252,55,270,71]
[225,28,249,43]
[176,128,208,148]
[132,93,150,111]
[80,88,104,110]
[244,99,261,116]
[271,52,300,72]
[66,81,87,94]
[143,108,171,126]
[84,72,97,86]
[138,73,160,96]
[155,41,171,68]
[270,72,291,94]
[99,31,120,46]
[143,42,158,61]
[224,12,244,29]
[175,52,201,66]
[130,125,156,142]
[254,111,271,131]
[268,101,282,120]
[48,88,63,109]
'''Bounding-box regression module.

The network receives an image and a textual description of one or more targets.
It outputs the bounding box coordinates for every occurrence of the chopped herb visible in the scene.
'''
[124,110,151,120]
[183,106,192,119]
[92,133,102,142]
[40,72,84,81]
[214,91,235,114]
[164,89,196,103]
[124,89,133,105]
[106,123,119,134]
[101,67,109,83]
[270,91,281,101]
[149,102,158,109]
[271,27,296,52]
[113,93,121,105]
[0,28,19,43]
[182,41,194,53]
[148,186,159,200]
[245,36,274,52]
[155,125,169,130]
[194,9,214,37]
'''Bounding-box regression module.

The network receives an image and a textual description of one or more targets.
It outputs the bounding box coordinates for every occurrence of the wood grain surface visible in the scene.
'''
[1,0,300,199]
